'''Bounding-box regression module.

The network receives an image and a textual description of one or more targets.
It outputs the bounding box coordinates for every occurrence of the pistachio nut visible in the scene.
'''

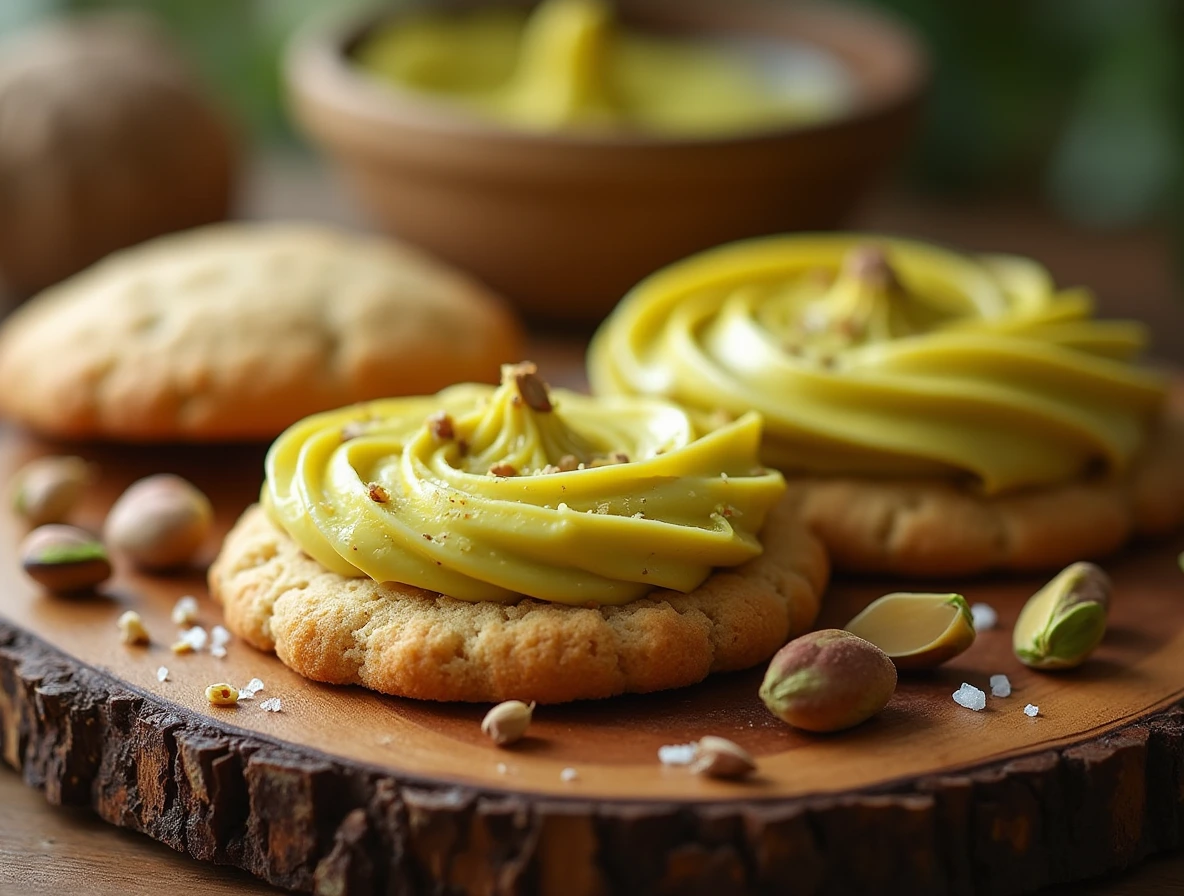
[10,455,93,525]
[104,474,212,570]
[845,592,976,669]
[481,700,535,746]
[759,629,897,733]
[690,736,756,780]
[20,524,111,593]
[1013,561,1110,670]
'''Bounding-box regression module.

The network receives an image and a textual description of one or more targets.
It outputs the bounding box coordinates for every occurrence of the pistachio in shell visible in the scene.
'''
[759,629,897,733]
[10,455,94,525]
[20,524,111,593]
[845,592,976,669]
[104,474,212,570]
[1013,562,1110,670]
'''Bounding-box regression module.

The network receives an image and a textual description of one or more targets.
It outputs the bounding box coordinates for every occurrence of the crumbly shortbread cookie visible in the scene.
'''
[0,223,523,441]
[780,406,1184,577]
[209,499,828,704]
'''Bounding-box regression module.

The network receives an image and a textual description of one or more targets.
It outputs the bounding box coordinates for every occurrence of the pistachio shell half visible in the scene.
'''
[1013,562,1110,671]
[845,592,976,669]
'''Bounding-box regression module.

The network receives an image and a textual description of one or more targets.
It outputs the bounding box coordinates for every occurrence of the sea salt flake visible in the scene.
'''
[952,682,986,712]
[178,626,208,652]
[171,595,199,626]
[156,666,169,683]
[1024,704,1039,717]
[210,645,227,659]
[239,677,265,699]
[211,625,231,648]
[260,697,282,713]
[970,604,998,631]
[560,767,579,782]
[989,674,1012,698]
[657,743,697,766]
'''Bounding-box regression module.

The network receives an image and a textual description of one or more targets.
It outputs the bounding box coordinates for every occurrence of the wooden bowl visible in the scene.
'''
[285,0,927,324]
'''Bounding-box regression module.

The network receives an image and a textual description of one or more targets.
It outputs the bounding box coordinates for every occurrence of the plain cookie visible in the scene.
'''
[0,223,524,441]
[209,497,829,704]
[780,403,1184,577]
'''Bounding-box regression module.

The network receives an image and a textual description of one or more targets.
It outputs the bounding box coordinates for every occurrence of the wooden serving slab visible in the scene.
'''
[2,368,1184,895]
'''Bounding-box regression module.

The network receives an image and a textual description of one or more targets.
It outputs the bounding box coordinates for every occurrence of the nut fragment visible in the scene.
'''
[367,482,390,503]
[10,456,94,525]
[204,683,239,706]
[843,244,900,291]
[844,592,976,669]
[428,411,455,441]
[103,474,212,570]
[488,462,517,478]
[690,736,756,780]
[20,524,112,592]
[116,610,149,645]
[1013,561,1110,670]
[759,629,897,732]
[509,361,553,412]
[171,595,199,626]
[481,700,535,746]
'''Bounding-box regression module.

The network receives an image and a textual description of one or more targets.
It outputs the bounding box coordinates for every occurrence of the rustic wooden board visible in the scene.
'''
[2,359,1184,894]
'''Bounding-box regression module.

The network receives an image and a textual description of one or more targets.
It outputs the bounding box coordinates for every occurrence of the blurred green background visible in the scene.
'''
[1,0,1181,233]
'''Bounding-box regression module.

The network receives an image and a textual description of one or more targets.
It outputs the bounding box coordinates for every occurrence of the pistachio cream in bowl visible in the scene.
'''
[285,0,925,320]
[588,235,1167,496]
[354,0,850,138]
[263,363,786,605]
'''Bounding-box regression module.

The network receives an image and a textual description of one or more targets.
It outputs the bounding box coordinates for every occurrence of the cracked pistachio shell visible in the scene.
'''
[1013,562,1110,671]
[845,592,976,669]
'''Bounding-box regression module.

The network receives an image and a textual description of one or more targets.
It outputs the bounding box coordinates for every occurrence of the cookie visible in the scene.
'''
[209,498,828,704]
[780,404,1184,577]
[589,233,1181,575]
[0,223,523,441]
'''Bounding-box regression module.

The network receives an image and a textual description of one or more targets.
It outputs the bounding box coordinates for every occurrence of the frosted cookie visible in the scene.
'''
[0,223,523,441]
[209,364,828,703]
[589,234,1184,576]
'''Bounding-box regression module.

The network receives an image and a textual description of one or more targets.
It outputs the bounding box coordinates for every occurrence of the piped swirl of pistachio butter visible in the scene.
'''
[263,363,785,605]
[588,235,1167,494]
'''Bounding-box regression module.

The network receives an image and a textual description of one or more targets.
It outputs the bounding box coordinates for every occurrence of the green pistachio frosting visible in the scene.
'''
[263,364,786,605]
[588,234,1167,494]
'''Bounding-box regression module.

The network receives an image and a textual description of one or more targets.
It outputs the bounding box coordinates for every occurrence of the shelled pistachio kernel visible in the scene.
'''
[690,736,756,780]
[204,683,239,706]
[116,610,149,646]
[1014,561,1110,670]
[845,592,976,669]
[1018,561,1110,667]
[481,700,535,746]
[10,455,94,525]
[19,524,111,592]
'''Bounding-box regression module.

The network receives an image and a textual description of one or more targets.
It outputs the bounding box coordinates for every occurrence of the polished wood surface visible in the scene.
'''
[2,370,1183,804]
